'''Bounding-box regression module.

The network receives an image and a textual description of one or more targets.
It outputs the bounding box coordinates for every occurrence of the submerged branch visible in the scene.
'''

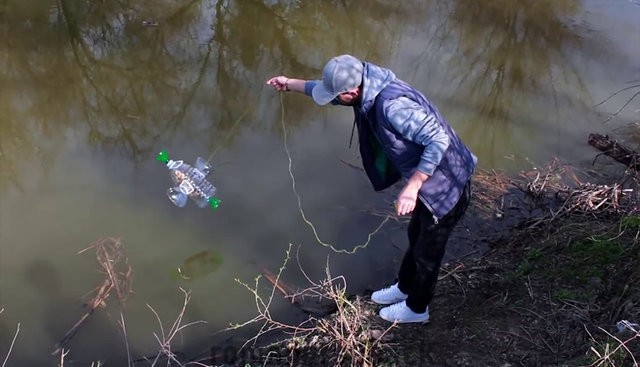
[588,133,640,171]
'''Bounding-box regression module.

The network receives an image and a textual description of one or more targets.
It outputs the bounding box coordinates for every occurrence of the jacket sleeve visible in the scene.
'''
[304,80,318,96]
[383,96,450,176]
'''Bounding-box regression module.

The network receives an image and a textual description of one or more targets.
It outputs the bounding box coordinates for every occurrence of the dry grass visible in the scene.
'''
[586,324,640,367]
[142,288,210,367]
[226,244,395,367]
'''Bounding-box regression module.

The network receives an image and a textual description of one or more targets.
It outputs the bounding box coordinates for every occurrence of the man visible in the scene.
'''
[266,54,477,323]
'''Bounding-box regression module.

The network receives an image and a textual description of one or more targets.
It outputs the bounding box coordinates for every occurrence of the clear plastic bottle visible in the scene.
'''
[157,150,221,210]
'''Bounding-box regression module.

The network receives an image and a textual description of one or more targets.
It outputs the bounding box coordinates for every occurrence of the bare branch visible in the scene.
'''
[1,322,20,367]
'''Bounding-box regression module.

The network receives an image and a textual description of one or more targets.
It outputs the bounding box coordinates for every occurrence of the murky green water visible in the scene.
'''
[1,0,638,365]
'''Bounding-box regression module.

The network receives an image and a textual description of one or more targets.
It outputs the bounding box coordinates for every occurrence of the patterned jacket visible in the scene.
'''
[305,62,477,219]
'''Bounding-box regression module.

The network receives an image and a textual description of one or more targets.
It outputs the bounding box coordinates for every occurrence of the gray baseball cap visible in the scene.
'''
[312,55,364,105]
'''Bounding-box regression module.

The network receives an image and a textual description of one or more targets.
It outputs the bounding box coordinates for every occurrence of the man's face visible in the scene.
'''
[336,87,361,106]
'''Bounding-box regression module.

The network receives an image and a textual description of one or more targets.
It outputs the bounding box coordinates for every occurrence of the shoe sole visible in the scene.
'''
[380,316,430,324]
[370,296,408,305]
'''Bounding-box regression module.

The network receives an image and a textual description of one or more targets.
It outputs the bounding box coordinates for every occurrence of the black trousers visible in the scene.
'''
[397,181,471,313]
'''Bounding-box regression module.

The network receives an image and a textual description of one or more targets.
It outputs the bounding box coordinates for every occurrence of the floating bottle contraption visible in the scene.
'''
[156,150,221,210]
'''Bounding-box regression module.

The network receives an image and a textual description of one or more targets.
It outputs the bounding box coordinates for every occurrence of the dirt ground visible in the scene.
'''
[234,164,639,367]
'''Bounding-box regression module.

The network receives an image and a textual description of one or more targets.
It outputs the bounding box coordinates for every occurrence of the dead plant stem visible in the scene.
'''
[2,322,19,367]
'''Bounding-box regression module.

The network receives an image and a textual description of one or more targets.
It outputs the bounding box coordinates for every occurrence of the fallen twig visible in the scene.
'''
[1,321,19,367]
[53,237,132,356]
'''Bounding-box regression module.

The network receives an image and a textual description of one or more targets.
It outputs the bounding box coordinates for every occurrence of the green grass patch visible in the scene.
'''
[570,236,624,264]
[621,214,640,230]
[564,235,625,281]
[512,247,547,278]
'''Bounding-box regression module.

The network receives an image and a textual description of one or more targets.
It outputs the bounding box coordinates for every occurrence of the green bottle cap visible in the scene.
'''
[156,150,170,163]
[208,197,221,210]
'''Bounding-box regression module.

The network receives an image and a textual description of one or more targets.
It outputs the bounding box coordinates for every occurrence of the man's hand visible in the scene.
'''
[395,171,429,216]
[266,76,290,92]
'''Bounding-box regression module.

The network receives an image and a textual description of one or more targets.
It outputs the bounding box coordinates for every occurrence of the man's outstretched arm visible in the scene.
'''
[266,76,308,94]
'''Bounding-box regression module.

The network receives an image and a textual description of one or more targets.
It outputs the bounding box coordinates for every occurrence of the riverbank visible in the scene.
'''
[22,158,637,367]
[230,160,639,367]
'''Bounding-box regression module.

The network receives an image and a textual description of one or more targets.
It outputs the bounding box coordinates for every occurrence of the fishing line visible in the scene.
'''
[278,93,391,254]
[205,106,251,164]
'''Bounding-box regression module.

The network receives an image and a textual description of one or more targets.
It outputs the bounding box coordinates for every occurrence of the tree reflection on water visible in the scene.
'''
[0,0,618,189]
[449,0,594,120]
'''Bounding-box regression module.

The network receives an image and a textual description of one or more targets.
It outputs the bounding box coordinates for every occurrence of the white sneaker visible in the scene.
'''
[371,283,408,305]
[379,301,430,324]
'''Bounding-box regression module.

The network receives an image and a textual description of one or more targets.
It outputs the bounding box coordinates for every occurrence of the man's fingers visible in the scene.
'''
[266,77,286,90]
[268,79,280,87]
[396,202,415,216]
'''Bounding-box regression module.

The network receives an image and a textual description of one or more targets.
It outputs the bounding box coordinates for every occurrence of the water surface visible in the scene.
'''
[0,0,638,365]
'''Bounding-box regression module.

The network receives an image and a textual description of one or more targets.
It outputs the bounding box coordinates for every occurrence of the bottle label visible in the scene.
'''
[191,169,205,182]
[167,160,184,169]
[179,180,195,195]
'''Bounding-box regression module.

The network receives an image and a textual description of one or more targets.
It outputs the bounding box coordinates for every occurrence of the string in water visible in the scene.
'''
[205,107,251,164]
[278,93,391,254]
